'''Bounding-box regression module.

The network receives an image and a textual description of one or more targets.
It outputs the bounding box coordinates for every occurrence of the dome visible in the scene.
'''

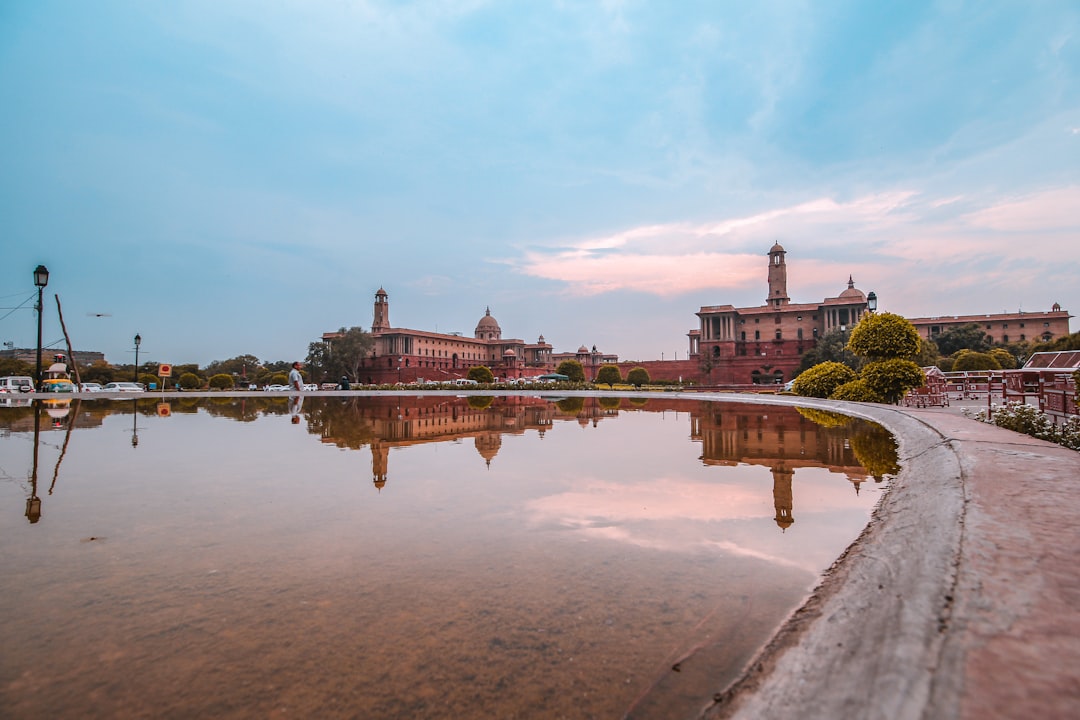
[577,345,589,354]
[839,275,866,301]
[503,348,516,356]
[474,307,502,339]
[769,242,785,253]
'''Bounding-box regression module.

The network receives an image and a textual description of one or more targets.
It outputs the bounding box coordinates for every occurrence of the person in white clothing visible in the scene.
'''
[288,362,304,392]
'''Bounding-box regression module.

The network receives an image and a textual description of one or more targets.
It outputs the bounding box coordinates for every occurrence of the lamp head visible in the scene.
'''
[33,265,49,288]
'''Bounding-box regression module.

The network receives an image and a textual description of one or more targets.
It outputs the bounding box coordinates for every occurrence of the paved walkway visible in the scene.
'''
[685,393,1080,720]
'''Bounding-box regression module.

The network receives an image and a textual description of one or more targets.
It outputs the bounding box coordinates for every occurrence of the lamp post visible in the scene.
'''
[867,291,878,314]
[133,333,141,382]
[33,265,49,389]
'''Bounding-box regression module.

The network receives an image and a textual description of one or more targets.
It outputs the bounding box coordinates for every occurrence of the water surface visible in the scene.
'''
[0,396,897,719]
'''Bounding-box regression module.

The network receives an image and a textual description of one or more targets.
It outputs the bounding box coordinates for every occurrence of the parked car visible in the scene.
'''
[103,382,145,392]
[80,382,103,393]
[263,384,287,392]
[0,376,35,393]
[40,379,75,393]
[303,383,319,391]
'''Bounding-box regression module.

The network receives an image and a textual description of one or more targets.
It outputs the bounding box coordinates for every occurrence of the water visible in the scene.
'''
[0,395,896,719]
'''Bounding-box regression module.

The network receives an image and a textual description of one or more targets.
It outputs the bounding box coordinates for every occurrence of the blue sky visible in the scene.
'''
[2,0,1078,367]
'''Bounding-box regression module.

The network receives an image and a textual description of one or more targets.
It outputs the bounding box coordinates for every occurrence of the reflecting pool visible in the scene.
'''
[0,396,898,719]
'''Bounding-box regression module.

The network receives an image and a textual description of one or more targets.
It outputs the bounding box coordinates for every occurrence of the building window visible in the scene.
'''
[775,330,782,340]
[797,316,802,321]
[1002,335,1009,343]
[1020,334,1026,341]
[755,330,760,340]
[775,315,781,324]
[755,318,760,324]
[797,328,803,340]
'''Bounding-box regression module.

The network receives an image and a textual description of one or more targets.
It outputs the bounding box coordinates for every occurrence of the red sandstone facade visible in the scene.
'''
[907,306,1071,345]
[686,243,871,385]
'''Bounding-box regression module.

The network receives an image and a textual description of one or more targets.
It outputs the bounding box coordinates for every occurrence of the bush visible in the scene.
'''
[989,348,1017,369]
[860,359,925,404]
[179,372,203,390]
[467,365,495,383]
[556,360,586,383]
[208,373,235,390]
[467,395,494,409]
[830,379,886,403]
[792,361,857,398]
[627,367,650,387]
[594,365,622,388]
[138,373,160,389]
[952,350,1001,371]
[847,312,921,360]
[971,403,1080,452]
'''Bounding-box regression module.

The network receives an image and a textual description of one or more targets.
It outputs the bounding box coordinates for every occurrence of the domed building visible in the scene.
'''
[688,244,873,385]
[325,291,555,384]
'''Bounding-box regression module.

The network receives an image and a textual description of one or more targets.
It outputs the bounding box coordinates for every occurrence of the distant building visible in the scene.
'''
[325,288,557,384]
[0,347,106,365]
[687,243,871,385]
[907,305,1071,346]
[550,344,619,379]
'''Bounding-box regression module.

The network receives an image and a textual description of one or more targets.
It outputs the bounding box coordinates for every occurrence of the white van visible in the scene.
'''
[452,378,479,386]
[0,376,35,393]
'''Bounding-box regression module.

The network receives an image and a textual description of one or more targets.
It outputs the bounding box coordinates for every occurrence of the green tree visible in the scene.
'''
[208,373,235,390]
[467,365,495,383]
[138,372,160,388]
[933,323,991,356]
[0,357,33,377]
[792,361,857,398]
[860,359,925,404]
[799,329,859,372]
[594,365,622,388]
[556,359,585,383]
[1028,330,1080,353]
[203,354,261,378]
[179,372,203,390]
[846,312,921,360]
[307,327,374,383]
[627,367,650,388]
[988,348,1018,369]
[952,350,1001,371]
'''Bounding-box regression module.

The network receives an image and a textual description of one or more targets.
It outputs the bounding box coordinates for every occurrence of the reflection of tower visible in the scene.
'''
[372,287,390,333]
[767,242,790,307]
[371,440,388,491]
[771,465,794,531]
[474,432,502,468]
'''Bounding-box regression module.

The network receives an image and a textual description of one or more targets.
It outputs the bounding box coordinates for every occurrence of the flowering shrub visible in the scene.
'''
[830,378,886,403]
[792,361,857,398]
[967,401,1080,452]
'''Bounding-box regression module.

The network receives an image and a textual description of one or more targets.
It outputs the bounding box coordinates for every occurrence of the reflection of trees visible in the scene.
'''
[850,423,901,478]
[555,397,585,414]
[598,396,621,410]
[796,407,852,428]
[467,396,494,410]
[306,398,378,450]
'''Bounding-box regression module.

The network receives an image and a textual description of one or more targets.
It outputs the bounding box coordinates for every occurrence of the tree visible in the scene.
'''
[846,312,921,360]
[799,329,859,372]
[594,365,622,388]
[933,323,991,356]
[208,373,234,390]
[307,327,374,382]
[203,354,261,378]
[952,350,1001,371]
[467,365,495,383]
[556,359,585,383]
[1028,330,1080,353]
[138,372,160,389]
[792,362,857,398]
[860,359,925,403]
[988,348,1018,369]
[627,367,650,388]
[179,372,203,390]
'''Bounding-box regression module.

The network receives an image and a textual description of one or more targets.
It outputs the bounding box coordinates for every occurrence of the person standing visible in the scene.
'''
[288,361,304,393]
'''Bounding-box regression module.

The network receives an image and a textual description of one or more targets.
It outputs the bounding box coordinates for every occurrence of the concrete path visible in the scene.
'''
[685,394,1080,720]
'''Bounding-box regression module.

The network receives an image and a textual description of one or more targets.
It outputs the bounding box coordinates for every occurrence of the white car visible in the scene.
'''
[263,384,287,392]
[103,382,145,392]
[303,383,319,391]
[80,382,103,392]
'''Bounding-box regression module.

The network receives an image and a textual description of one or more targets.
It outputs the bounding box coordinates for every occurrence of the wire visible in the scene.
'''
[0,292,36,323]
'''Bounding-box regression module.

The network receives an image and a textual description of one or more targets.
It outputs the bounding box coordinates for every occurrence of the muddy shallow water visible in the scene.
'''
[0,396,895,719]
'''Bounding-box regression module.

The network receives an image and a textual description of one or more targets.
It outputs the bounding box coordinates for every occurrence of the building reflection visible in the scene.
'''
[1,396,898,530]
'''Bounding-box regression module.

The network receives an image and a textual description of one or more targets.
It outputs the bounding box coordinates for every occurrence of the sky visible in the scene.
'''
[2,0,1078,368]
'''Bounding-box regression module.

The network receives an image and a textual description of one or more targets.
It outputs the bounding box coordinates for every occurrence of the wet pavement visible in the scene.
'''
[685,392,1080,720]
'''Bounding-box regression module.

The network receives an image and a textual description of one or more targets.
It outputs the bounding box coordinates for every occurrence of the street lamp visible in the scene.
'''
[867,291,878,314]
[33,265,49,389]
[133,333,141,382]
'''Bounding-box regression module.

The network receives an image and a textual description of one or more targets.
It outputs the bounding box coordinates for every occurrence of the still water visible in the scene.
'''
[0,395,897,719]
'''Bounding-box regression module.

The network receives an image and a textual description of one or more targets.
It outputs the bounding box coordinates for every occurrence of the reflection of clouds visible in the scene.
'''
[525,470,874,573]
